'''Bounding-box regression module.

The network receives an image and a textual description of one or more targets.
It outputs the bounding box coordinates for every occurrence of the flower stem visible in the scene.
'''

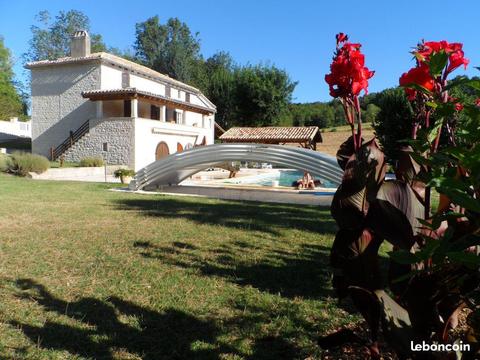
[355,96,362,150]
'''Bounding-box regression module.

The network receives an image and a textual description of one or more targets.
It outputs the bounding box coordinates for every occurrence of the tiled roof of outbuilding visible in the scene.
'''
[219,126,322,143]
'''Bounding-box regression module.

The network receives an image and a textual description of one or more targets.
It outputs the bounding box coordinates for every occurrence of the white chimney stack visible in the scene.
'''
[70,30,91,58]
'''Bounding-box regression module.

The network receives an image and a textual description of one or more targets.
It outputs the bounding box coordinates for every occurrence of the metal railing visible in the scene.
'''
[50,119,90,160]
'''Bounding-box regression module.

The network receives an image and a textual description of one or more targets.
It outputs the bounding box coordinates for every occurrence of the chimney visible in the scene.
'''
[70,30,91,58]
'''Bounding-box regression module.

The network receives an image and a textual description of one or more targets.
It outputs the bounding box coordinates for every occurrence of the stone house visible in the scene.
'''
[26,31,216,171]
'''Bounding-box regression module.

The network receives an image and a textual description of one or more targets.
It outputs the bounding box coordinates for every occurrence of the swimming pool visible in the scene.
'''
[223,170,336,188]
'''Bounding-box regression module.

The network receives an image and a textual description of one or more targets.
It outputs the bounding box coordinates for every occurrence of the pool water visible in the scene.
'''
[223,170,336,188]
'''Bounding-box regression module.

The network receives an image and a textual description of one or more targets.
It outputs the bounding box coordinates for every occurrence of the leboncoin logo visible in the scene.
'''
[411,341,470,352]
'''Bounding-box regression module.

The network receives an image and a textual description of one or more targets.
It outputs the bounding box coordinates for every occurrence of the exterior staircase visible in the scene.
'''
[50,119,90,160]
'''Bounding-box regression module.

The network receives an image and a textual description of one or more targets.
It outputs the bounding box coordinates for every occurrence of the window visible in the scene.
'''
[175,111,183,124]
[102,142,108,152]
[123,100,131,117]
[165,86,171,97]
[185,93,190,102]
[121,72,130,88]
[150,105,160,120]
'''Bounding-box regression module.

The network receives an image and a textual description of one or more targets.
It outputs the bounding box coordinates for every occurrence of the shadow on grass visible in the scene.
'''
[10,279,303,359]
[114,197,337,235]
[134,240,335,300]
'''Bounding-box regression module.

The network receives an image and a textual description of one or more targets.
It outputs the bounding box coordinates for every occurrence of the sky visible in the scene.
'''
[0,0,479,103]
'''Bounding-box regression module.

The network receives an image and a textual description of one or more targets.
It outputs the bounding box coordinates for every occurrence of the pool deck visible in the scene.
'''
[114,183,335,206]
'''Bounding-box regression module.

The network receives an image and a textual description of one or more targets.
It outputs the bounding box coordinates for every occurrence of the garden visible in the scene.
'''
[0,32,479,360]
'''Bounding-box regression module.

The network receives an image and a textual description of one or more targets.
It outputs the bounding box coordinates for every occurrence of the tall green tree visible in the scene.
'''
[134,16,202,84]
[232,64,297,127]
[0,36,26,120]
[202,52,236,128]
[372,87,413,162]
[25,10,107,62]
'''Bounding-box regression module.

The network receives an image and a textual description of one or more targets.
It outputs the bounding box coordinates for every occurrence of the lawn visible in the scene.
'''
[0,174,360,359]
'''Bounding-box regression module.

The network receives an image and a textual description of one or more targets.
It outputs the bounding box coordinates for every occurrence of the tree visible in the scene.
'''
[202,52,236,129]
[372,87,413,163]
[0,36,26,120]
[134,16,202,84]
[25,10,107,62]
[232,64,297,127]
[363,103,380,123]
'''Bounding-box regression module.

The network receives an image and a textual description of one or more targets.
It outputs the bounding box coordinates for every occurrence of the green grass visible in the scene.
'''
[49,161,80,168]
[0,174,359,359]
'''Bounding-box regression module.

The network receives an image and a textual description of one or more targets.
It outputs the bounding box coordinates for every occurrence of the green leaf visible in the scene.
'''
[466,80,480,91]
[417,239,440,261]
[443,75,470,91]
[389,250,419,265]
[428,119,443,143]
[439,187,480,213]
[448,234,480,252]
[447,251,480,269]
[429,51,449,78]
[417,218,434,229]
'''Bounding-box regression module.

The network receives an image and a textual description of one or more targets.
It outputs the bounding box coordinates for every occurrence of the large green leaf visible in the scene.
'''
[336,135,357,170]
[389,249,419,265]
[330,183,366,230]
[374,290,413,357]
[330,227,385,305]
[376,180,425,236]
[447,251,480,269]
[366,181,424,250]
[429,51,449,78]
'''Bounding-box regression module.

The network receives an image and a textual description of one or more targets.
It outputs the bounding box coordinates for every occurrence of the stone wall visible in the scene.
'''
[63,117,135,168]
[31,63,100,157]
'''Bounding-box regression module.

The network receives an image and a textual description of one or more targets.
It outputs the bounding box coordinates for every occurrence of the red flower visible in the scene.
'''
[447,48,469,74]
[455,103,464,111]
[415,40,469,76]
[399,63,435,100]
[325,34,374,98]
[475,98,480,107]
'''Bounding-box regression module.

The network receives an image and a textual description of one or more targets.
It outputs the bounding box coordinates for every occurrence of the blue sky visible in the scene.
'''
[1,0,479,103]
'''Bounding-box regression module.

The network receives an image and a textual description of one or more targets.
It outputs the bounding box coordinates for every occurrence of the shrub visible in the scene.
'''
[7,152,50,176]
[79,157,104,167]
[0,154,12,172]
[372,87,413,163]
[113,168,135,178]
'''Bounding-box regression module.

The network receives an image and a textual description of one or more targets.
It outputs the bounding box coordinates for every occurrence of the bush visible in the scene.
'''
[113,168,135,178]
[0,154,12,172]
[79,157,104,167]
[372,87,413,163]
[6,152,50,176]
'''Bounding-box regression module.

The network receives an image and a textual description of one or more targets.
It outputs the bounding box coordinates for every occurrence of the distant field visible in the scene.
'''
[318,124,376,156]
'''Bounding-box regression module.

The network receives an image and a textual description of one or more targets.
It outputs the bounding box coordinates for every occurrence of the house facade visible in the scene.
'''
[26,31,216,171]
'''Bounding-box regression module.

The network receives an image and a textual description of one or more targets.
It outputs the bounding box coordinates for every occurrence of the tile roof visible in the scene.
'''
[82,88,215,114]
[25,52,216,110]
[219,126,322,143]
